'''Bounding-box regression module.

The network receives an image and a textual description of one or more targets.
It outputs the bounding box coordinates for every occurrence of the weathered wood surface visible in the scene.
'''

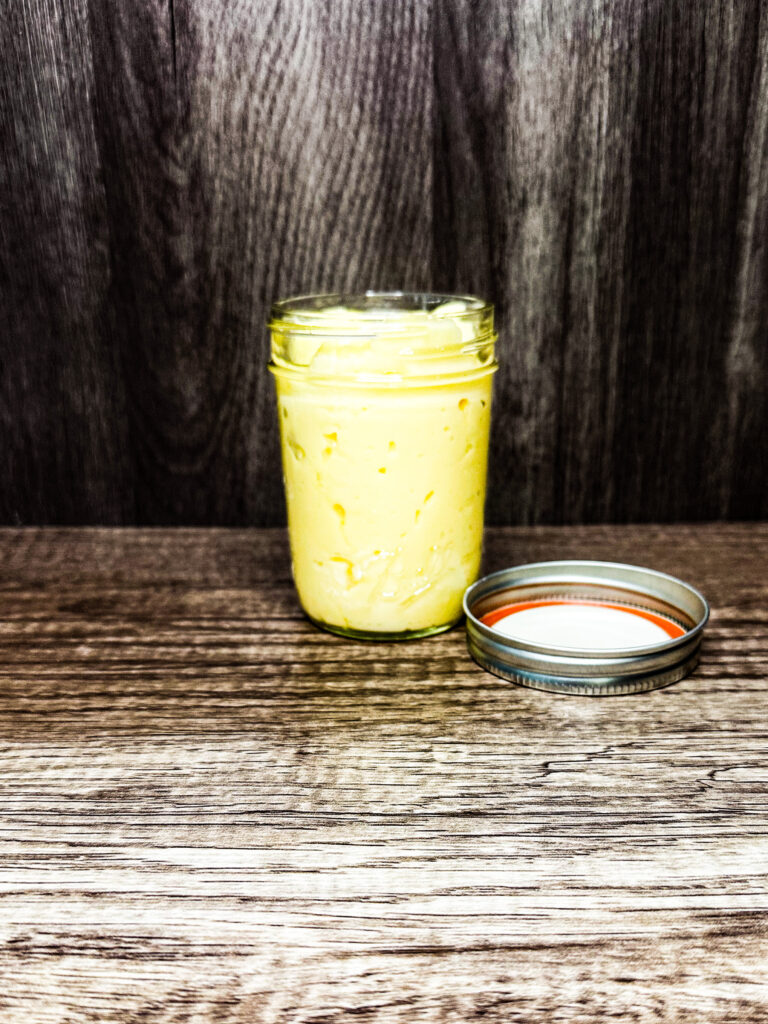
[0,524,767,1022]
[1,1,768,526]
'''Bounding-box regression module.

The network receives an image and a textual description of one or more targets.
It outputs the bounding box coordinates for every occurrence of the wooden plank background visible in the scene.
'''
[1,0,767,526]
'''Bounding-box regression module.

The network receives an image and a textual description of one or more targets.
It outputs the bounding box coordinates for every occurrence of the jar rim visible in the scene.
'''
[268,291,497,381]
[269,291,492,327]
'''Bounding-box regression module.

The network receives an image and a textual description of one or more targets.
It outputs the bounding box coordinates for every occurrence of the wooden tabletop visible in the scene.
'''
[1,525,767,1022]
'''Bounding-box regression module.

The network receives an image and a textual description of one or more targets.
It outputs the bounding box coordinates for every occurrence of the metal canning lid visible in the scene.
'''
[463,560,710,696]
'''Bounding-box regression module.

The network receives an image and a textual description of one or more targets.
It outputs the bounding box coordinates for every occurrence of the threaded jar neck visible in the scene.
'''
[268,292,497,385]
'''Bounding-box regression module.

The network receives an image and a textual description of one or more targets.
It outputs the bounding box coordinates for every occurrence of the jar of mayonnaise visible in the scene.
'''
[268,293,498,640]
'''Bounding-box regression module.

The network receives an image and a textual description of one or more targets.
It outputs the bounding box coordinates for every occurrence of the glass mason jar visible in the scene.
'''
[268,292,497,640]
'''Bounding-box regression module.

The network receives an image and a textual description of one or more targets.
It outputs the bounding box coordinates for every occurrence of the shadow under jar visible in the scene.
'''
[269,293,498,640]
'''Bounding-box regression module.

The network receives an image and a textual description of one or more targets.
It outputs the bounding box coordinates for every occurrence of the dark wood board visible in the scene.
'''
[1,1,767,525]
[0,0,130,524]
[0,524,767,1021]
[433,0,768,524]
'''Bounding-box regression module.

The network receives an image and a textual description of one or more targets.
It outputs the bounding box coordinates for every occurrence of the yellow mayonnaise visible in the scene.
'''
[269,295,497,638]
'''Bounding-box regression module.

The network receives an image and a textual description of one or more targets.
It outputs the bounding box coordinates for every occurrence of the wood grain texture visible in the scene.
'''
[1,0,768,525]
[435,0,768,524]
[1,0,433,525]
[0,0,130,523]
[0,524,767,1022]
